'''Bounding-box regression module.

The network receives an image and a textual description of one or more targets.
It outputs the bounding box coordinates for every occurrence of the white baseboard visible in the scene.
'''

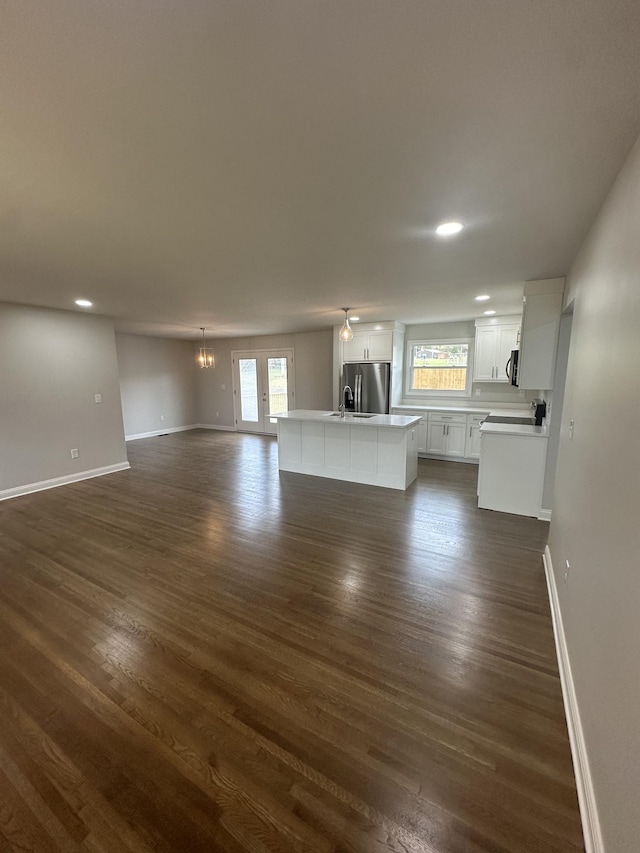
[196,423,237,432]
[538,508,552,522]
[0,461,131,502]
[125,424,199,441]
[543,545,603,853]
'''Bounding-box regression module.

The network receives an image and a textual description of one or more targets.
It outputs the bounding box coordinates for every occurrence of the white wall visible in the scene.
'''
[0,304,128,493]
[541,312,573,512]
[548,134,640,851]
[116,335,198,438]
[197,329,332,427]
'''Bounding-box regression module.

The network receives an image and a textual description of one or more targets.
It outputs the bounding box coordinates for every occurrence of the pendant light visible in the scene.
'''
[197,327,215,368]
[338,307,354,342]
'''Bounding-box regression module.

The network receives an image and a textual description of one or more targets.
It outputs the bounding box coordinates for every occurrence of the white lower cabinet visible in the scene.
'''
[465,414,485,459]
[426,414,467,458]
[392,409,490,463]
[417,418,427,454]
[478,430,548,517]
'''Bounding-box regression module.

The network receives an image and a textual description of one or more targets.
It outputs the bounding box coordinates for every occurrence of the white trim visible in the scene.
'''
[125,424,199,441]
[0,462,131,502]
[543,545,603,853]
[538,508,552,522]
[196,423,237,432]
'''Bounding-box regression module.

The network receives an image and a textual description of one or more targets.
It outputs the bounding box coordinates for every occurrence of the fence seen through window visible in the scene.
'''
[410,342,469,391]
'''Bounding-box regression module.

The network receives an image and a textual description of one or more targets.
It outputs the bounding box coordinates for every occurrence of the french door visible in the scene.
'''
[232,349,295,434]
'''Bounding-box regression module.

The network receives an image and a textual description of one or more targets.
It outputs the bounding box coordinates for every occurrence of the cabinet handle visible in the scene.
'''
[469,426,472,438]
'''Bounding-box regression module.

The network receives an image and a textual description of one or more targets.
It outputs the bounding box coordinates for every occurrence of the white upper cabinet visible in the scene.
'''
[473,316,521,382]
[342,329,394,362]
[518,278,564,390]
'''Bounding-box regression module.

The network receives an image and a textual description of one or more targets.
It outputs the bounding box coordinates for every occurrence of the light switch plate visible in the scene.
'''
[94,393,102,403]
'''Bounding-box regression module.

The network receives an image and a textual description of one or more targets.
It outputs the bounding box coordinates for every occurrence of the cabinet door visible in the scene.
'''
[366,330,393,361]
[426,422,448,455]
[496,326,520,383]
[466,423,482,459]
[473,327,498,381]
[342,331,367,362]
[446,423,467,458]
[417,419,427,454]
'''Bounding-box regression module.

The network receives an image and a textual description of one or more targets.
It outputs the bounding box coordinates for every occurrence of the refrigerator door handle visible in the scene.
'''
[355,373,362,411]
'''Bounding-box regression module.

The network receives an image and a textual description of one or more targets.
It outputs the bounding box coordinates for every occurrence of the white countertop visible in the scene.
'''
[274,410,421,429]
[479,421,547,438]
[393,404,534,418]
[394,404,490,414]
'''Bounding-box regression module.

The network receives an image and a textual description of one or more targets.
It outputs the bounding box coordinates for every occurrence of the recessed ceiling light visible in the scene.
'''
[475,294,490,302]
[484,310,496,316]
[75,299,93,307]
[436,221,464,236]
[350,316,360,322]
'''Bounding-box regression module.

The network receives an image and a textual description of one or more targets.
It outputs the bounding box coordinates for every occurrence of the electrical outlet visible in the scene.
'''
[216,411,219,418]
[70,448,79,459]
[474,388,481,397]
[94,393,102,404]
[221,384,226,390]
[564,559,571,583]
[160,414,164,421]
[519,389,525,397]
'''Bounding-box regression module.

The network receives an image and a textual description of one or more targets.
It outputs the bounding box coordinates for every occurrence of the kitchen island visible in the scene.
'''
[274,410,421,490]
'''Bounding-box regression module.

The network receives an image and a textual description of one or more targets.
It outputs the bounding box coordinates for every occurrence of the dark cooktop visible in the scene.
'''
[483,416,534,425]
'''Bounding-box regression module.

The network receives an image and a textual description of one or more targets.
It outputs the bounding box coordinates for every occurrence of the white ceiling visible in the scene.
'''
[1,1,639,339]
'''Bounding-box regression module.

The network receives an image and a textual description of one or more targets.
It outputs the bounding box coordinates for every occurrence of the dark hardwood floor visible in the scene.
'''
[0,430,583,852]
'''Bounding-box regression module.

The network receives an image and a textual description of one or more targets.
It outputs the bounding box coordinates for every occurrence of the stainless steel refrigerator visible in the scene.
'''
[342,362,391,414]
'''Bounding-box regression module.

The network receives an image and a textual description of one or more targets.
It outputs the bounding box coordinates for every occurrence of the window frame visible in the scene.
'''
[404,337,474,398]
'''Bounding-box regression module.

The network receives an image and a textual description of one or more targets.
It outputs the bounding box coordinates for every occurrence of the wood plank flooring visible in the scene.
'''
[0,430,583,852]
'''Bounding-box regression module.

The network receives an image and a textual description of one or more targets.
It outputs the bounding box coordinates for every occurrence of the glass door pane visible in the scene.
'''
[267,357,288,416]
[239,358,259,422]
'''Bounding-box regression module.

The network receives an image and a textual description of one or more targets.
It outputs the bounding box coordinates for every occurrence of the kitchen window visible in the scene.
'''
[405,339,472,397]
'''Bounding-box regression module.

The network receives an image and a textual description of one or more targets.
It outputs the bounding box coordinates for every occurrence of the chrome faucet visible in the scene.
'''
[339,385,354,418]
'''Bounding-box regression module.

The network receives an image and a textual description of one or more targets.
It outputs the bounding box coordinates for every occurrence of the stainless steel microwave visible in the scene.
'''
[506,349,519,386]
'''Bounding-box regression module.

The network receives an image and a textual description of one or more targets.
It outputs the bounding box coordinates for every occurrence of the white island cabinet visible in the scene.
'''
[478,421,548,518]
[274,410,421,490]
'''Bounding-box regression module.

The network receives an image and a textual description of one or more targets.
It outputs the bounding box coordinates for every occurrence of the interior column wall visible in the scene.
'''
[548,133,640,851]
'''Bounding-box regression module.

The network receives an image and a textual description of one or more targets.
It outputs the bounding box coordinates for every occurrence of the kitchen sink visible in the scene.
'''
[326,412,376,419]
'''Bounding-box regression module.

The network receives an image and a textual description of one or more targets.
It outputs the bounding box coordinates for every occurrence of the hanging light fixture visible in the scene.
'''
[338,307,354,342]
[197,327,215,368]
